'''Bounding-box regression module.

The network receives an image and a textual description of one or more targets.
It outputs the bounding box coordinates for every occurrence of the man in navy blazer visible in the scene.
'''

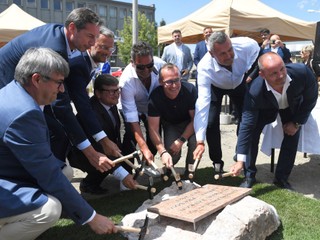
[231,52,318,190]
[0,48,117,239]
[68,74,137,194]
[161,29,193,81]
[0,8,113,173]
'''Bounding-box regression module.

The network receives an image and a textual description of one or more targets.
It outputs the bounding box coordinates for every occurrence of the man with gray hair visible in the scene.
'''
[0,48,117,239]
[193,31,260,173]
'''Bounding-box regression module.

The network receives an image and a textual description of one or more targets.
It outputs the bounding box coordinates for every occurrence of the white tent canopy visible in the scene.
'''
[0,4,45,43]
[158,0,317,44]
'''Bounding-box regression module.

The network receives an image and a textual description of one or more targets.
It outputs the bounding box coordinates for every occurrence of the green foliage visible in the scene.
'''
[118,12,158,65]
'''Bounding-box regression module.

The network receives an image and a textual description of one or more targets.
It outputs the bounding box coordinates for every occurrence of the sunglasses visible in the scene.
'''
[135,61,154,70]
[163,78,181,86]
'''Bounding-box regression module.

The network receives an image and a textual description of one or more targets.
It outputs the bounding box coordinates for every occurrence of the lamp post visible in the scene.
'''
[133,0,138,44]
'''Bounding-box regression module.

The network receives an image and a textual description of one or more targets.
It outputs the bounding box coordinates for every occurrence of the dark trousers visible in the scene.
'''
[206,81,246,164]
[244,108,300,181]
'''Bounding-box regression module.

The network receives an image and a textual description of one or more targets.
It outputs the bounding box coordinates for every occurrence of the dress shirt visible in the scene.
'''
[174,44,183,71]
[194,37,260,142]
[119,56,166,123]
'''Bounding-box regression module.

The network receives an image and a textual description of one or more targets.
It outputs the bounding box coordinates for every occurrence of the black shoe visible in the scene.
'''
[273,178,294,191]
[239,177,256,188]
[80,181,108,195]
[213,161,224,174]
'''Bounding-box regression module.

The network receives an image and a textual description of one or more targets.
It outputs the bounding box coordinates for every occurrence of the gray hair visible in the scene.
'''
[14,48,69,85]
[131,41,153,62]
[65,8,101,30]
[208,31,228,52]
[99,25,114,39]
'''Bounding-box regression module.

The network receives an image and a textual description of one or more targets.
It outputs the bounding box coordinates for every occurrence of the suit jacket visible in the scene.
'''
[194,40,208,66]
[161,43,193,80]
[0,81,93,224]
[237,63,318,155]
[0,23,87,154]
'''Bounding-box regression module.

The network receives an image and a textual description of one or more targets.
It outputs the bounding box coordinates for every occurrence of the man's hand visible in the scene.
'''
[283,122,300,136]
[193,142,205,160]
[141,147,154,165]
[122,174,138,190]
[87,213,117,235]
[101,137,122,158]
[161,151,173,168]
[82,146,115,173]
[230,161,244,176]
[169,139,183,156]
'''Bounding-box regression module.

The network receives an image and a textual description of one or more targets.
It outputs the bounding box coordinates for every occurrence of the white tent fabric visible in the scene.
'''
[0,4,45,43]
[158,0,317,44]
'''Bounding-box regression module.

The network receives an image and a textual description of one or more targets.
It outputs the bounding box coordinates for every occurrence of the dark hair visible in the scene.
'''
[65,8,101,30]
[130,41,153,63]
[94,74,119,93]
[172,29,181,35]
[260,28,270,35]
[159,63,180,82]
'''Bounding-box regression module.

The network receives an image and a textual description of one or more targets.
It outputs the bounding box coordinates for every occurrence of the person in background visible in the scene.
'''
[0,48,117,240]
[148,63,197,174]
[120,41,166,166]
[259,28,271,50]
[301,44,315,72]
[230,52,318,189]
[193,31,260,174]
[68,74,137,194]
[193,27,213,88]
[261,34,291,64]
[161,29,193,81]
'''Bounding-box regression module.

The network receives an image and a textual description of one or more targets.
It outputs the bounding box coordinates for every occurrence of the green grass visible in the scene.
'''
[37,167,320,240]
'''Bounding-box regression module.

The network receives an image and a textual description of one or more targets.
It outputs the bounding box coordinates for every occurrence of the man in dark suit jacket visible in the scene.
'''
[68,74,137,194]
[0,48,117,239]
[193,27,213,88]
[231,52,318,190]
[0,8,114,173]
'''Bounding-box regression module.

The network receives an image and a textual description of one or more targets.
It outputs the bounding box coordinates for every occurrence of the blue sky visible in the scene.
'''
[118,0,320,24]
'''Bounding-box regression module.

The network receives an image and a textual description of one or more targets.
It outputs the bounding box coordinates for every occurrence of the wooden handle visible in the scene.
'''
[115,225,141,233]
[192,158,200,172]
[170,166,180,181]
[113,151,140,164]
[214,172,233,180]
[124,159,137,169]
[136,185,156,193]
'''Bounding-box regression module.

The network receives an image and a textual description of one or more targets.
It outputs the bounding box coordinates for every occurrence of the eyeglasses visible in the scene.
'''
[163,78,181,86]
[135,61,154,70]
[42,75,64,89]
[100,88,121,95]
[97,45,116,53]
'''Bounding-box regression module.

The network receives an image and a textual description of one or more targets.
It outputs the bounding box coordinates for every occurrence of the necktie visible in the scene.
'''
[109,106,119,129]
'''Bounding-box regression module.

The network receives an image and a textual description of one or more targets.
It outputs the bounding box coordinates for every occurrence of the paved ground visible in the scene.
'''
[71,122,320,200]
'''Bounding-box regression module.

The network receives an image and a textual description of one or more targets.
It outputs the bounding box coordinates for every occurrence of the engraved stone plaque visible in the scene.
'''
[148,184,251,226]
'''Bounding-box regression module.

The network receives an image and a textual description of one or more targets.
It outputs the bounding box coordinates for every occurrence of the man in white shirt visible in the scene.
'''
[193,31,260,173]
[120,41,166,165]
[161,29,193,81]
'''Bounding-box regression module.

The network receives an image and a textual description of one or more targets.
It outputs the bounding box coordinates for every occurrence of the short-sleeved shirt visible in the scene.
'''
[148,81,197,124]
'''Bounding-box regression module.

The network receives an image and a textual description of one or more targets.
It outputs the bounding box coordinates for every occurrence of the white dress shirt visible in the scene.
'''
[119,56,166,123]
[194,37,260,142]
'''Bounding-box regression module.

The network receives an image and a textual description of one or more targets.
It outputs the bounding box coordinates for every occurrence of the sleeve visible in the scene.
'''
[66,58,105,139]
[5,110,94,224]
[120,74,139,123]
[194,43,201,66]
[148,90,161,117]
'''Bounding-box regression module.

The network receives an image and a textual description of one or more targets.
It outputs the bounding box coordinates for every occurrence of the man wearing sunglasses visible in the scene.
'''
[120,41,166,165]
[148,63,197,173]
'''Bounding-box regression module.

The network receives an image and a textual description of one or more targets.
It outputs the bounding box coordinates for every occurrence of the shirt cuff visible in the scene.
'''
[76,139,91,150]
[93,131,107,142]
[113,166,129,181]
[82,210,96,225]
[237,154,246,162]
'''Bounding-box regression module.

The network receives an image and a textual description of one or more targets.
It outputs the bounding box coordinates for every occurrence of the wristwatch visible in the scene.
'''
[295,122,302,129]
[179,136,187,143]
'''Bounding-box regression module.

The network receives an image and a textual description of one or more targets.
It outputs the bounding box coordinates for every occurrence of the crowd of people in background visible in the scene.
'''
[0,7,318,239]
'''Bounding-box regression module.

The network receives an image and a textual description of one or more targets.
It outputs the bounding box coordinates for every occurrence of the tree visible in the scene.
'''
[118,12,158,65]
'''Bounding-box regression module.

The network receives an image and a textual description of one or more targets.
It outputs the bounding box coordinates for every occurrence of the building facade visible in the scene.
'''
[0,0,155,66]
